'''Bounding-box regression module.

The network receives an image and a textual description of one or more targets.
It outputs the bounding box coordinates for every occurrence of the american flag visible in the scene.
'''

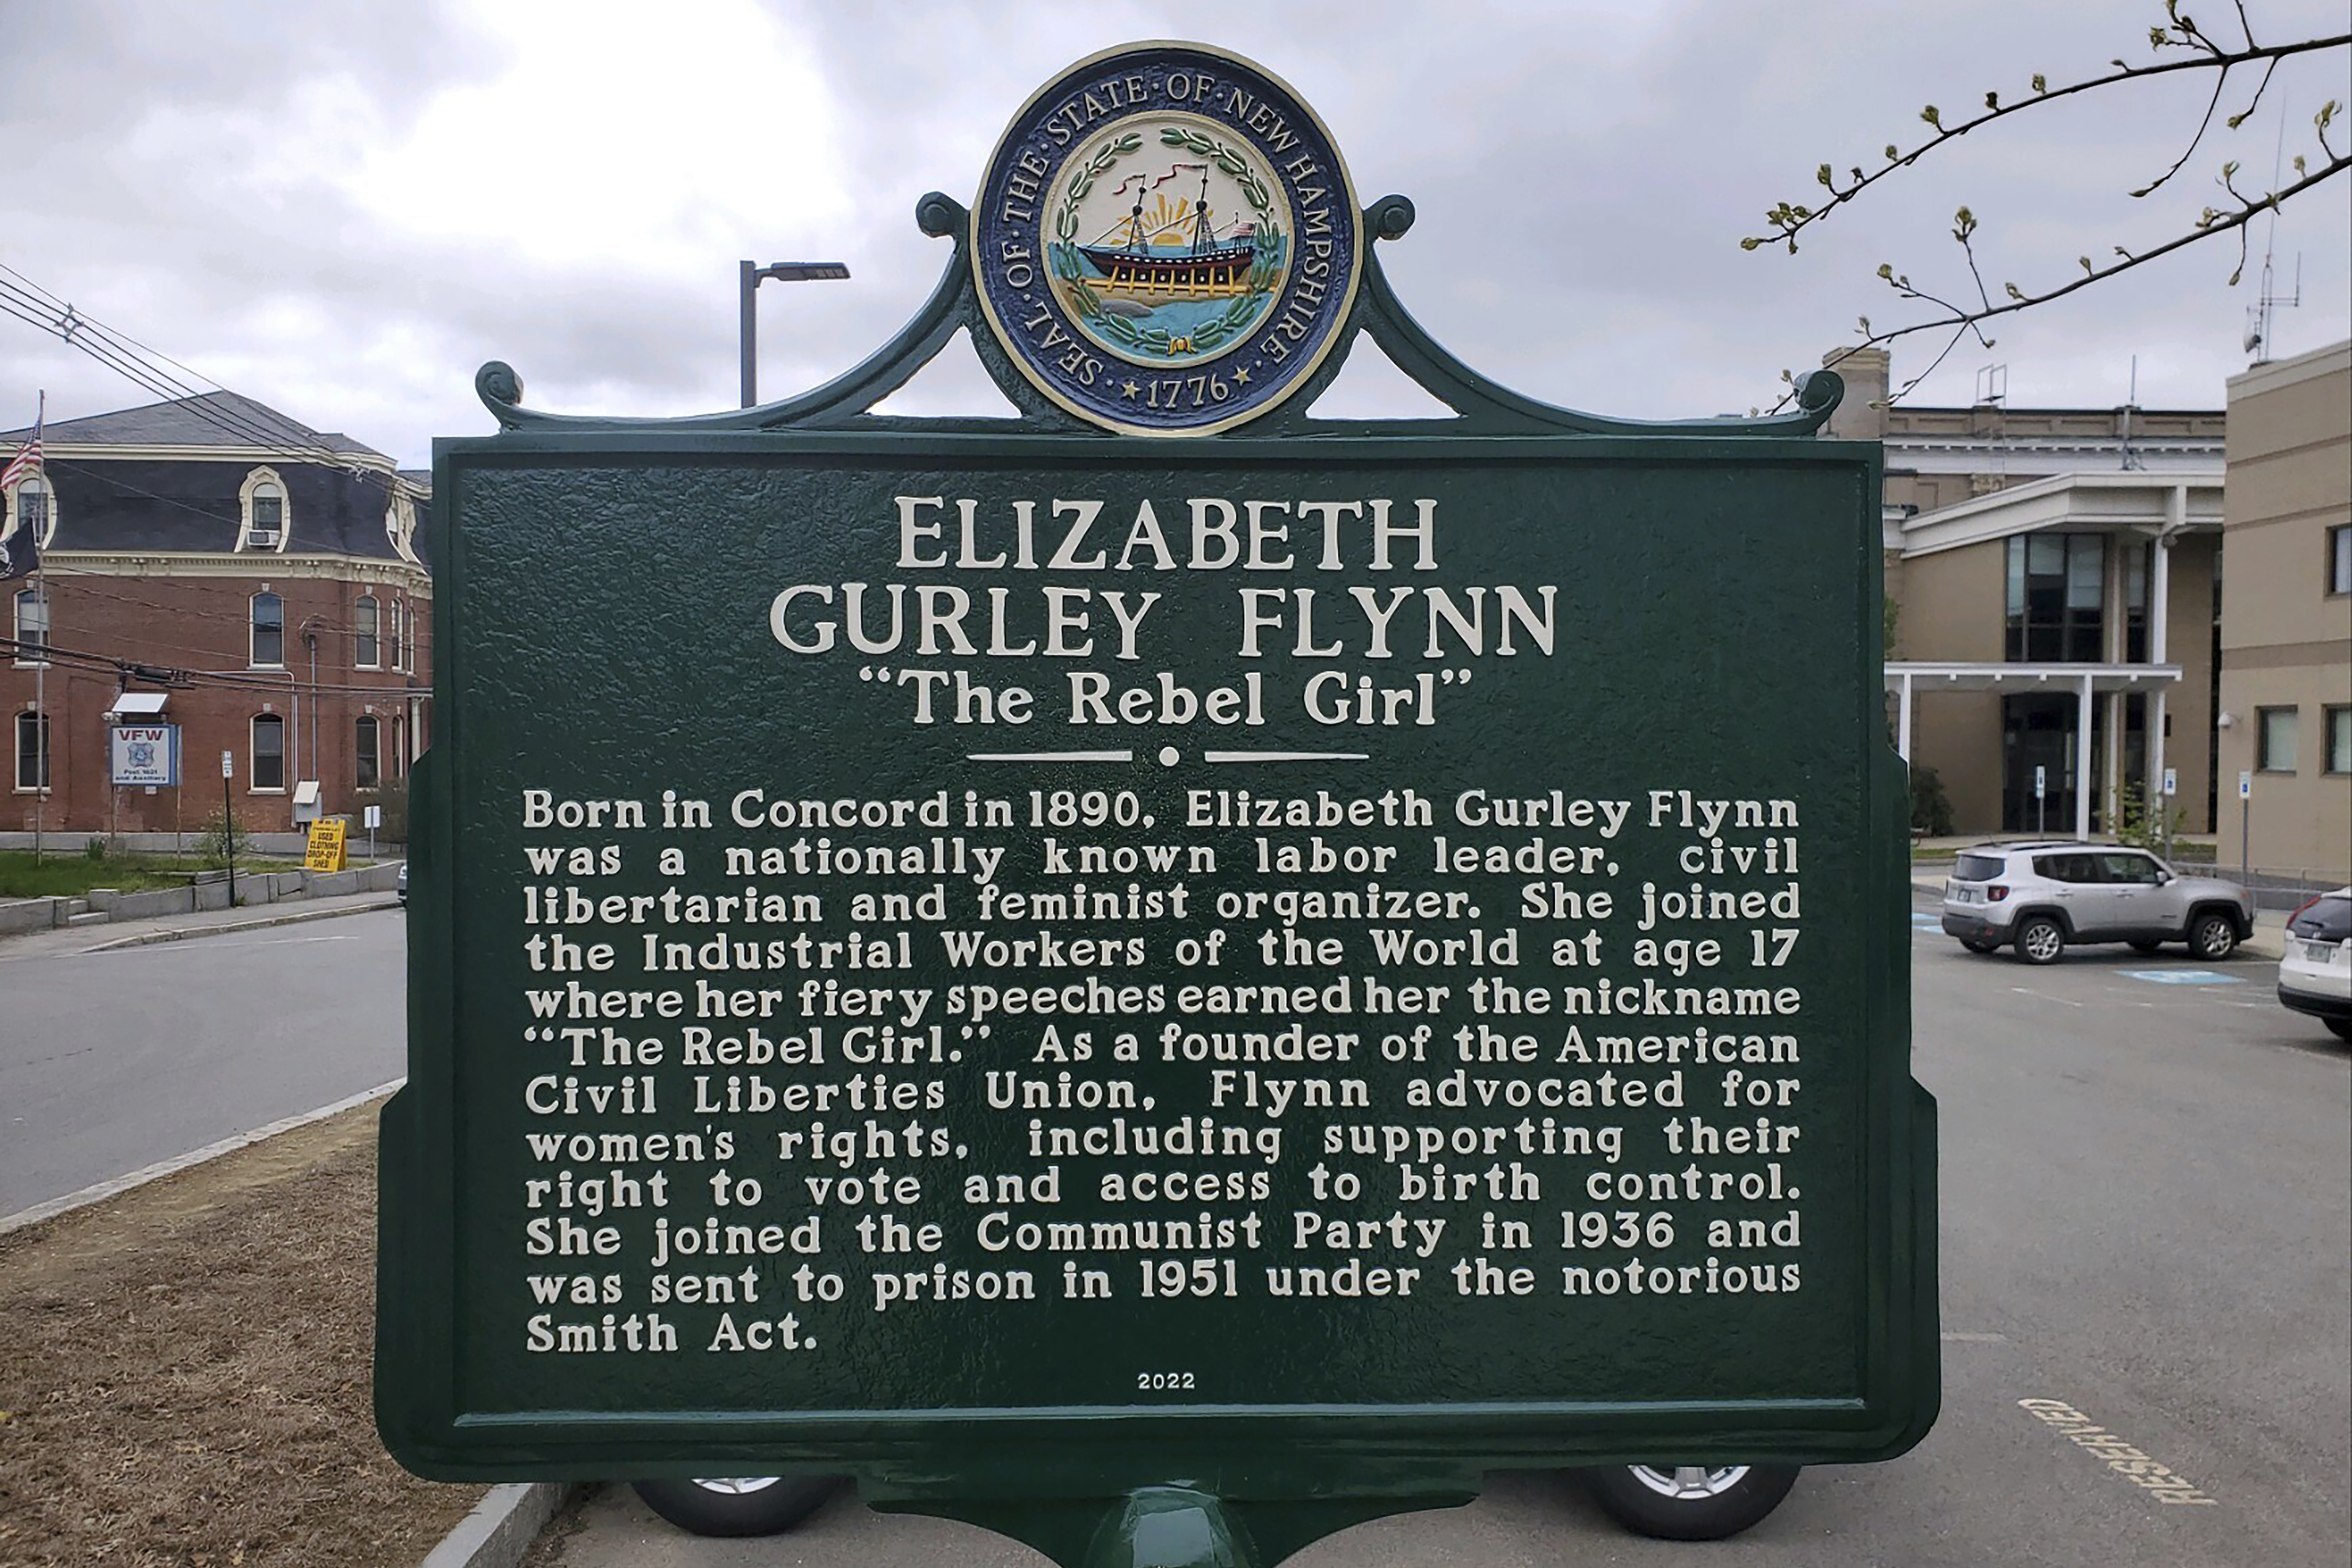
[0,409,39,492]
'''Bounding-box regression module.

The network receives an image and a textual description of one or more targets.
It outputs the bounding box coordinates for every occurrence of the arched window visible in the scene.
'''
[6,475,55,548]
[355,594,380,668]
[15,709,50,791]
[356,715,381,789]
[251,713,285,791]
[391,599,408,672]
[13,586,45,666]
[251,591,285,667]
[239,468,290,551]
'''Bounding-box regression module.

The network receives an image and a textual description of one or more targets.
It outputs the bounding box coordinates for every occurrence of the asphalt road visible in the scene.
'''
[0,909,407,1217]
[532,891,2351,1568]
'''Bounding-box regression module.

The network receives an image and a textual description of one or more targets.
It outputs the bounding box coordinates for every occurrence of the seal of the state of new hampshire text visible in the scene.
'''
[973,42,1365,436]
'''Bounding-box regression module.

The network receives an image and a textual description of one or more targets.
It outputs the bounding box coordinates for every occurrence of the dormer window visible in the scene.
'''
[239,467,290,552]
[5,475,56,548]
[387,493,420,564]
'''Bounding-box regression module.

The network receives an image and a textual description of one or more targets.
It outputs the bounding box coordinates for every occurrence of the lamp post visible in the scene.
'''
[739,260,851,408]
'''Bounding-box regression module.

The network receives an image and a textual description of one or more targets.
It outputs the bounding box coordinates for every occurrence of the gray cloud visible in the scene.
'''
[2,0,2343,464]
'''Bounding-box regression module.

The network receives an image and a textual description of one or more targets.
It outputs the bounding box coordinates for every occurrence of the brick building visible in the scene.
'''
[3,392,430,841]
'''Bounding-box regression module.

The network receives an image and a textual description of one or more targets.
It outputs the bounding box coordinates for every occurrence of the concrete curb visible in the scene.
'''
[77,896,401,952]
[0,1079,404,1237]
[419,1483,577,1568]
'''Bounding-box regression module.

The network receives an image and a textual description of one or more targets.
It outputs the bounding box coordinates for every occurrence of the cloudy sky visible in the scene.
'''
[2,0,2344,466]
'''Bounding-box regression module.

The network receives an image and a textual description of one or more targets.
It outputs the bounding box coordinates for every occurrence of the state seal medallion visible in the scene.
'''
[973,43,1365,436]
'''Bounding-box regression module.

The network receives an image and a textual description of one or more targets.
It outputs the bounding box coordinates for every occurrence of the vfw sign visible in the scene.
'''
[109,724,180,787]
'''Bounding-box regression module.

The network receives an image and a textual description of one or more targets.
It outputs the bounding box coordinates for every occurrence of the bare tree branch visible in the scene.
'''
[1750,7,2348,412]
[1782,150,2349,412]
[1742,30,2347,255]
[2134,58,2237,199]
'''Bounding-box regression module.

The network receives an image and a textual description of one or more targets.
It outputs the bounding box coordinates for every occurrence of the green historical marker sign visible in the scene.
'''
[379,42,1935,1566]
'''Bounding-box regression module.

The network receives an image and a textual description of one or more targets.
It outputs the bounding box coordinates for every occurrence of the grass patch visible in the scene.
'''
[0,849,284,900]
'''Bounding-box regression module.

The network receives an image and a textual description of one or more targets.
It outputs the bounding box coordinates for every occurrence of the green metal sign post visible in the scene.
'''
[378,44,1935,1565]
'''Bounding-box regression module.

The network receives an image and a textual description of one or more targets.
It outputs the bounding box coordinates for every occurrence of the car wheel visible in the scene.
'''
[1959,936,2000,954]
[2325,1019,2352,1044]
[2011,915,2065,965]
[1583,1463,1801,1541]
[632,1476,842,1537]
[2188,911,2238,961]
[2127,938,2165,954]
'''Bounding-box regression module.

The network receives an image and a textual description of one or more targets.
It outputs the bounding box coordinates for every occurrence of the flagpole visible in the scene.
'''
[30,389,45,863]
[30,561,42,863]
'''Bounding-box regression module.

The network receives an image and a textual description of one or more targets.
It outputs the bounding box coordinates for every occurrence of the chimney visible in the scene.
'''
[1819,346,1890,441]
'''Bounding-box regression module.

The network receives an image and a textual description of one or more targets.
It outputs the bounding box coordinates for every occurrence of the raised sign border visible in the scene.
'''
[391,144,1935,1563]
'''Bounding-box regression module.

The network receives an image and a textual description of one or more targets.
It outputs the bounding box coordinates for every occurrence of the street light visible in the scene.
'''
[739,260,851,408]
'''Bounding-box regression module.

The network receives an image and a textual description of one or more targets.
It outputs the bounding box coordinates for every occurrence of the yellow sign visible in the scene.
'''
[305,817,348,872]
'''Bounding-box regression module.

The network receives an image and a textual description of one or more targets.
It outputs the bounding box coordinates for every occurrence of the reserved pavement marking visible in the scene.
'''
[2018,1399,2218,1506]
[2119,969,2245,985]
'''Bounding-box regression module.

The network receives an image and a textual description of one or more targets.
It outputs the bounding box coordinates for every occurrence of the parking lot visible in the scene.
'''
[517,882,2348,1567]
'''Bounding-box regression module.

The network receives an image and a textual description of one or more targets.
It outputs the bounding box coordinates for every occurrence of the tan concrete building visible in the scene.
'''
[2214,341,2351,883]
[1829,349,2229,838]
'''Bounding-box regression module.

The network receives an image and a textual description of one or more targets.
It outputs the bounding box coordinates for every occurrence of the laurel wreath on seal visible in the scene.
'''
[1047,126,1285,358]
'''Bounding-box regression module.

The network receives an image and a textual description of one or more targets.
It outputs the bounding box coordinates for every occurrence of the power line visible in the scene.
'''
[0,267,404,485]
[0,274,336,456]
[1,633,430,701]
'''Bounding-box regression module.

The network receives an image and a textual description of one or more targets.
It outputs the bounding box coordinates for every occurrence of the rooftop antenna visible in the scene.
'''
[2243,107,2301,363]
[1973,363,2007,406]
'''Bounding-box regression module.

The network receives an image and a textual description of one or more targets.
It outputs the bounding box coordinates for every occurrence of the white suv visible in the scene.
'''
[1941,842,2253,965]
[2279,888,2352,1042]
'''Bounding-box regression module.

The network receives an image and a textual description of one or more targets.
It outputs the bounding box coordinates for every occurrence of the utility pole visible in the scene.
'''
[304,622,320,797]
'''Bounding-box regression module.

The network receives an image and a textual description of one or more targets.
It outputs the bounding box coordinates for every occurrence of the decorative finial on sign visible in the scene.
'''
[1791,368,1846,417]
[475,361,526,425]
[916,192,967,239]
[1367,194,1417,241]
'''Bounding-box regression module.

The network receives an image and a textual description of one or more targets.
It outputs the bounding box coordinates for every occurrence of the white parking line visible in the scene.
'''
[2012,987,2085,1007]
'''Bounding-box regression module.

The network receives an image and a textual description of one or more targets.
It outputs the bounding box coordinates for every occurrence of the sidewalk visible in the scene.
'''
[0,887,400,961]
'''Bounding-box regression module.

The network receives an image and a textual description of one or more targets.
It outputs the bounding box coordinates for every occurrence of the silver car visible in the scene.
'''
[1941,842,2253,965]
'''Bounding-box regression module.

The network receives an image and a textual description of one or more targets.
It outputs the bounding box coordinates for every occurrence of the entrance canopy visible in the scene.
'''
[1885,662,2183,838]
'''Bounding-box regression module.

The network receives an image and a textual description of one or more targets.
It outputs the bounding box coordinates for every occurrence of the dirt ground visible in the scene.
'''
[0,1108,485,1568]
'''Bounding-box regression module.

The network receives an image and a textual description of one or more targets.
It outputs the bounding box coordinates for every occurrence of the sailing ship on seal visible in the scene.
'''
[1076,164,1258,302]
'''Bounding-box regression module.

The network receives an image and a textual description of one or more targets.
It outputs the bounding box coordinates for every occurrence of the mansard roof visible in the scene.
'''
[4,392,427,567]
[3,391,388,459]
